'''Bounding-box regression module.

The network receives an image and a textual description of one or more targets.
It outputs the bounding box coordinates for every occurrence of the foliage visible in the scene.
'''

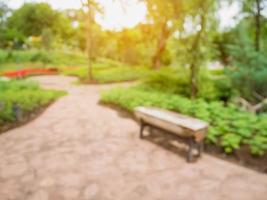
[0,1,10,48]
[143,67,190,95]
[41,28,53,50]
[101,86,267,156]
[0,80,66,125]
[144,0,183,68]
[227,44,267,102]
[0,2,74,49]
[7,3,55,36]
[0,49,87,67]
[212,17,267,104]
[214,14,267,62]
[143,67,233,101]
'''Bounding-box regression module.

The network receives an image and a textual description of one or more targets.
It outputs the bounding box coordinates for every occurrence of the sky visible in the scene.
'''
[217,1,240,29]
[7,0,241,31]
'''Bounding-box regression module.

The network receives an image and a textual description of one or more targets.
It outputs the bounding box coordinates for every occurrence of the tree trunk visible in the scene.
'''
[189,12,206,99]
[152,22,170,69]
[190,62,198,98]
[255,0,261,52]
[86,1,93,82]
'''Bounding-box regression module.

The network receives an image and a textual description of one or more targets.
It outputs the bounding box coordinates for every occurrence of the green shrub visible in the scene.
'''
[212,76,234,102]
[0,49,87,66]
[0,80,66,125]
[143,68,190,96]
[101,86,267,156]
[228,45,267,102]
[0,50,41,63]
[30,51,52,63]
[143,67,234,101]
[49,51,87,66]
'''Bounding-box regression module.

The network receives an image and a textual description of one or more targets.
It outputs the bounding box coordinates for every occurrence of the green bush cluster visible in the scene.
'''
[0,49,87,66]
[143,67,234,101]
[143,68,190,96]
[101,86,267,156]
[0,80,66,125]
[0,50,47,64]
[227,46,267,102]
[29,51,52,63]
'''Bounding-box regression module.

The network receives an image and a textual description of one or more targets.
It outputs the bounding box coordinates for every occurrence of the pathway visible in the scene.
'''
[0,75,267,200]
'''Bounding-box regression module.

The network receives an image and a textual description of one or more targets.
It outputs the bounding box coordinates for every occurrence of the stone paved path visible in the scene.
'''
[0,75,267,200]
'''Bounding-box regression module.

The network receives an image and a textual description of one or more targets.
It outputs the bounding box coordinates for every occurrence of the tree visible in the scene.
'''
[144,0,183,68]
[6,2,73,49]
[144,0,218,97]
[240,0,266,51]
[0,1,8,25]
[41,28,53,50]
[0,1,10,48]
[7,3,57,37]
[80,0,102,82]
[182,0,217,98]
[228,42,267,109]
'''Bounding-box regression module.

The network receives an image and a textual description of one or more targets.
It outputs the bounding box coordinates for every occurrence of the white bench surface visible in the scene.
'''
[135,107,208,132]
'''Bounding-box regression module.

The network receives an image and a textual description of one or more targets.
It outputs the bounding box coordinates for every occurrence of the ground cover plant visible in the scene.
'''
[101,85,267,156]
[0,79,66,127]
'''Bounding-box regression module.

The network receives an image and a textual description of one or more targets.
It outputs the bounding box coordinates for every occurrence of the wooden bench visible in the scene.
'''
[134,107,209,162]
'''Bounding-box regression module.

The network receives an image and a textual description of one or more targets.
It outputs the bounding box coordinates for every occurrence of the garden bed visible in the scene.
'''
[205,144,267,173]
[101,86,267,173]
[0,101,54,134]
[0,79,66,133]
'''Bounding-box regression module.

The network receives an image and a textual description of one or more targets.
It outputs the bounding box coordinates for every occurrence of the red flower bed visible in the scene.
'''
[2,68,58,78]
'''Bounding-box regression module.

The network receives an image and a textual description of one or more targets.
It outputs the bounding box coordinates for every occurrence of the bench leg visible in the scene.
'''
[140,121,145,139]
[187,137,194,163]
[197,141,204,157]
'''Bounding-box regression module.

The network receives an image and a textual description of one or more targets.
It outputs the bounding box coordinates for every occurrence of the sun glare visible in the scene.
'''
[8,0,147,31]
[96,0,147,31]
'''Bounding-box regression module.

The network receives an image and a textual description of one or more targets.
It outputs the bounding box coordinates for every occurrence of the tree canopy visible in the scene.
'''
[0,0,266,102]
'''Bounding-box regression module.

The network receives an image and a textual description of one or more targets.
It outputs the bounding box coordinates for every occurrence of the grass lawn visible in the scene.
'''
[0,50,152,83]
[62,65,151,83]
